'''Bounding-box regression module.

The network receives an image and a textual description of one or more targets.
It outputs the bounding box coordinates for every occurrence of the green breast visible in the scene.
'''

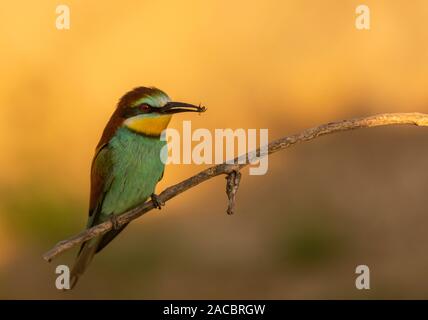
[101,127,166,218]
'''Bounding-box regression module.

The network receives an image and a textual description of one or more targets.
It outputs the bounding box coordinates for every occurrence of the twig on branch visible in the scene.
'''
[42,112,428,262]
[226,170,242,215]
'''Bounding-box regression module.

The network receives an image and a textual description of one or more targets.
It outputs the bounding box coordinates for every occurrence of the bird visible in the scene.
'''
[70,86,205,288]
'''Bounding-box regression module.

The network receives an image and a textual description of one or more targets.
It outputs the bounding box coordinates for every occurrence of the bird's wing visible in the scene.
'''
[71,110,125,286]
[73,142,114,269]
[91,142,129,254]
[87,143,114,228]
[88,107,124,225]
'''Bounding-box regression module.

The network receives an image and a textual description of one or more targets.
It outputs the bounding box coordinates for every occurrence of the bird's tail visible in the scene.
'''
[70,237,101,289]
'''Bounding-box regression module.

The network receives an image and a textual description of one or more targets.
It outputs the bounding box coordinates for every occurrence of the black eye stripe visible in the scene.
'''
[122,104,155,118]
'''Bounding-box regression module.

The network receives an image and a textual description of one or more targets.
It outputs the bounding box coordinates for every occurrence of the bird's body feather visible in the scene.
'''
[100,126,166,218]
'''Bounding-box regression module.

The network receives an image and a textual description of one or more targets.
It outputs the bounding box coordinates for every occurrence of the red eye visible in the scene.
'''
[139,104,150,112]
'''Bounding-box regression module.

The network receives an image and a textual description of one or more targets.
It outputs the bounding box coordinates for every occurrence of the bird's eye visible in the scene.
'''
[139,104,151,112]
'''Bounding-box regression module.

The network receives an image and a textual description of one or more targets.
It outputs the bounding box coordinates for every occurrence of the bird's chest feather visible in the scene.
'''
[102,128,166,216]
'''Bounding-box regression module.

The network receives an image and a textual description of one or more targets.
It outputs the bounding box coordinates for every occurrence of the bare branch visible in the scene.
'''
[43,112,428,262]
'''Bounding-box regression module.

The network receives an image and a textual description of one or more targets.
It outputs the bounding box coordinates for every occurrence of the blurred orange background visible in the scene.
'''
[1,0,428,298]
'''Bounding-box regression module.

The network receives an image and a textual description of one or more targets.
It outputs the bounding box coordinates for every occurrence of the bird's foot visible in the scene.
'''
[110,215,120,230]
[151,193,165,210]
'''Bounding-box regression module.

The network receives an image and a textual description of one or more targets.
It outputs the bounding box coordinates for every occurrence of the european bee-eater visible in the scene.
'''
[70,86,204,288]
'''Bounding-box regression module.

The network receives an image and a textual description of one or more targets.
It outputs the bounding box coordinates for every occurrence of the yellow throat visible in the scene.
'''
[124,114,172,136]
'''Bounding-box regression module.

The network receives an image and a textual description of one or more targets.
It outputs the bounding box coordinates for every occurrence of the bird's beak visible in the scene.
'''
[159,102,206,114]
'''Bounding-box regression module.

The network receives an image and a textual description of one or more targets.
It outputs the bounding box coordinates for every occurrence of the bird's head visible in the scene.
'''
[117,87,205,136]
